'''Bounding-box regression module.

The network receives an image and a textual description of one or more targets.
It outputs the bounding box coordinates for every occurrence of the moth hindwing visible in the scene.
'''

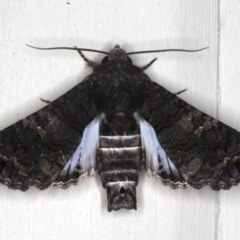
[1,45,239,211]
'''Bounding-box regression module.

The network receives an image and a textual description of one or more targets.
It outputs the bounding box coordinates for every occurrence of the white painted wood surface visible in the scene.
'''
[0,1,239,239]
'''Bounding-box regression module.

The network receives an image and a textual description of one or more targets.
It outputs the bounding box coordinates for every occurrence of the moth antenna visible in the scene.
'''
[127,47,209,55]
[25,44,109,55]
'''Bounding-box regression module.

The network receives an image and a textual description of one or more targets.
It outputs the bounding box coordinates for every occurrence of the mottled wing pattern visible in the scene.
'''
[0,76,95,191]
[143,80,240,190]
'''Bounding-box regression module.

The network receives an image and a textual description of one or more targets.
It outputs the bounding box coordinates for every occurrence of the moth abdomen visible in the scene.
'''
[98,134,141,148]
[97,134,141,211]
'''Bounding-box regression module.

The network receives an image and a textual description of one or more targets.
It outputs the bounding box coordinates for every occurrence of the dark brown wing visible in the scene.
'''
[0,76,96,191]
[143,80,240,190]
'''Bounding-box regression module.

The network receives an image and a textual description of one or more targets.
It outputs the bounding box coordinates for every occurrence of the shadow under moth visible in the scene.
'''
[0,44,239,212]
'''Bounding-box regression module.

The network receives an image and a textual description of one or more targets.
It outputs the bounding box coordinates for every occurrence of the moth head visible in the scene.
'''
[102,45,132,63]
[106,182,137,211]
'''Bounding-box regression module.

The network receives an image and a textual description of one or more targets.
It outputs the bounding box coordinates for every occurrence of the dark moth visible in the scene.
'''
[1,45,240,212]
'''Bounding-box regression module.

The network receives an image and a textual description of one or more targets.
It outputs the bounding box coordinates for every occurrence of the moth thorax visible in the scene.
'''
[102,112,138,135]
[97,134,142,211]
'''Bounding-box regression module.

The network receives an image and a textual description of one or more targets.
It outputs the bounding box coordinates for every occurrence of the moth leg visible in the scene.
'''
[141,58,157,71]
[74,46,97,67]
[174,88,187,95]
[38,97,51,104]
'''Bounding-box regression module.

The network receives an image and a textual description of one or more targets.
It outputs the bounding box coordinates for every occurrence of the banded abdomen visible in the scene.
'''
[98,134,141,211]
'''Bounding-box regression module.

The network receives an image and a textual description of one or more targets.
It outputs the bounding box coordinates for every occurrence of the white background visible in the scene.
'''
[0,1,240,239]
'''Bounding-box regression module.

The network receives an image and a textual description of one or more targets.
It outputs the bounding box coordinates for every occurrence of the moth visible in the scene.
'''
[1,44,239,212]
